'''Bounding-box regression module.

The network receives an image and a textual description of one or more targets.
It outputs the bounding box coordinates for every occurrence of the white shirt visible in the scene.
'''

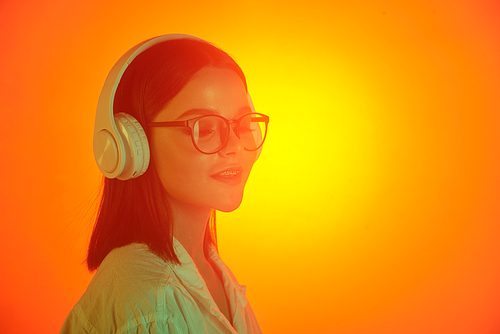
[60,239,262,333]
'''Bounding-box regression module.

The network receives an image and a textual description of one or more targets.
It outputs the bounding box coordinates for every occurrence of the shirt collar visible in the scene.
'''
[169,238,248,329]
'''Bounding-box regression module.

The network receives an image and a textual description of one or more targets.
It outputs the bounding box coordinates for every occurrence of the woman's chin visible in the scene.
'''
[215,196,244,213]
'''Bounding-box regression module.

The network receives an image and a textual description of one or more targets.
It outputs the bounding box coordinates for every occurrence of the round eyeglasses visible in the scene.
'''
[148,113,269,154]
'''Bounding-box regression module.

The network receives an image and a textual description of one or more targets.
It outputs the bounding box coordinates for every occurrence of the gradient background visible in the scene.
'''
[1,0,499,333]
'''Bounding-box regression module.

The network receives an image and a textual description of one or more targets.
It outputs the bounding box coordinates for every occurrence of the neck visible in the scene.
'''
[168,196,213,268]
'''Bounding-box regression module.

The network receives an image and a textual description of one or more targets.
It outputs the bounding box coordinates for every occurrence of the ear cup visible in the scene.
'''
[94,128,121,177]
[113,113,150,180]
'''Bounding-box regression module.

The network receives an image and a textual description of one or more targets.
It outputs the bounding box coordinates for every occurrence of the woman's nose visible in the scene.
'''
[219,124,243,155]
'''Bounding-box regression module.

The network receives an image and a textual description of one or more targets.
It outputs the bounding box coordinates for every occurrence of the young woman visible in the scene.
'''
[61,34,268,334]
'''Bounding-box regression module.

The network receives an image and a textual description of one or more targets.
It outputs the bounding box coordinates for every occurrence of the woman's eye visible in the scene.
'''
[198,128,216,137]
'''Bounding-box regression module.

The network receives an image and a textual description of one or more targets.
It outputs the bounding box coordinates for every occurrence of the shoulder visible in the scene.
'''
[92,244,171,296]
[62,244,194,333]
[89,243,176,301]
[102,243,165,270]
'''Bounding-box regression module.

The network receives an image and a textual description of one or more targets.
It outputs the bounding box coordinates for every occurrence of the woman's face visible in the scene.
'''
[150,66,257,213]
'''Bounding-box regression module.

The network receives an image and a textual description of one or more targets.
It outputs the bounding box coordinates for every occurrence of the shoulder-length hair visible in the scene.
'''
[87,38,248,271]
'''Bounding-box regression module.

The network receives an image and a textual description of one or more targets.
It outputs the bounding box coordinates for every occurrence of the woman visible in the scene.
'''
[61,34,268,334]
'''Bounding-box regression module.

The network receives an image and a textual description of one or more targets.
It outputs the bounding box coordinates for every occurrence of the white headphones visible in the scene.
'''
[93,34,260,180]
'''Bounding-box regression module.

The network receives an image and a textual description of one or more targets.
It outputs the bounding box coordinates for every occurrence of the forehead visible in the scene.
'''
[156,67,249,121]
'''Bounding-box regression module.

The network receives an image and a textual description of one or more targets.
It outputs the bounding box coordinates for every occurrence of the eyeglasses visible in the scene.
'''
[148,113,269,154]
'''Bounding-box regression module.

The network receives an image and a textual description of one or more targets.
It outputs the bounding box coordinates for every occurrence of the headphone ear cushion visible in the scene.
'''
[114,113,150,180]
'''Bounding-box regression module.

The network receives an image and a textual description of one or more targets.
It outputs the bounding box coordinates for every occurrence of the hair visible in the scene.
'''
[86,38,248,271]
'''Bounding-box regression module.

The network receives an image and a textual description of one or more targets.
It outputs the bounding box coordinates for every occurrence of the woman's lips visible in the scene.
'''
[210,166,243,185]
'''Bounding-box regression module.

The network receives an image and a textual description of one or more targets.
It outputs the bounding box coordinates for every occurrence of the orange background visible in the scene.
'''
[1,1,499,333]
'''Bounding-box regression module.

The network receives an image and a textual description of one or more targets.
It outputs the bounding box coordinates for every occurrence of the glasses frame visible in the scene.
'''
[148,112,269,154]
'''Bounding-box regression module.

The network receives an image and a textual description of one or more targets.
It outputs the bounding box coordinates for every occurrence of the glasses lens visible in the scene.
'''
[239,114,268,151]
[192,116,227,153]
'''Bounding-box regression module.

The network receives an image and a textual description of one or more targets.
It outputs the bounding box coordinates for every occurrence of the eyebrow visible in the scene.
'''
[175,106,253,120]
[176,108,215,120]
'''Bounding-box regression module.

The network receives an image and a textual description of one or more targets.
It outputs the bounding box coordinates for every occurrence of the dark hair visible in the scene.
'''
[87,38,248,271]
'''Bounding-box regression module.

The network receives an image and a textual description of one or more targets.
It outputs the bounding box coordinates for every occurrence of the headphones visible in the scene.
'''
[93,34,261,180]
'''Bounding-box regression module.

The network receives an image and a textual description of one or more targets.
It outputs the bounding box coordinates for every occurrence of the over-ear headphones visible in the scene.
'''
[93,34,261,180]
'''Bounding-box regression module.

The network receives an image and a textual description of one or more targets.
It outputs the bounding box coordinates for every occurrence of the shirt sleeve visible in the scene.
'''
[60,304,98,334]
